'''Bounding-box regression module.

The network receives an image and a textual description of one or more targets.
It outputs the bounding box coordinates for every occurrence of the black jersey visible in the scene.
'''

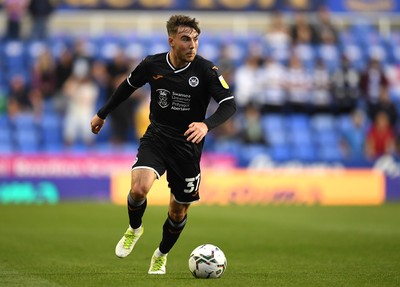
[127,52,234,133]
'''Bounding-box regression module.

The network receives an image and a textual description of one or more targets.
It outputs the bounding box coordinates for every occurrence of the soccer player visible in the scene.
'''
[90,15,236,274]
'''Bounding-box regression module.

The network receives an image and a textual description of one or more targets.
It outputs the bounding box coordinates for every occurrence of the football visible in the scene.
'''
[188,244,227,279]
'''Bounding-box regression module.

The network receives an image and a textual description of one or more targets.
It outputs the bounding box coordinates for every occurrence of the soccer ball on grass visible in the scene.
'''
[188,244,227,279]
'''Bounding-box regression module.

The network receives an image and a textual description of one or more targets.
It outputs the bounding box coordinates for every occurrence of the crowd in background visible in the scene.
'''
[1,4,400,163]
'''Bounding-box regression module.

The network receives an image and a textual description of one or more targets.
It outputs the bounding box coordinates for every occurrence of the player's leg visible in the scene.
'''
[148,195,190,274]
[115,168,157,258]
[148,161,201,274]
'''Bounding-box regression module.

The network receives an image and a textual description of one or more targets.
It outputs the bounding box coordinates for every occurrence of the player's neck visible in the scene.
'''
[168,52,188,69]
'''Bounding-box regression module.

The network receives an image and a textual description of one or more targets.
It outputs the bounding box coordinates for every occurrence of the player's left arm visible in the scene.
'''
[185,65,236,143]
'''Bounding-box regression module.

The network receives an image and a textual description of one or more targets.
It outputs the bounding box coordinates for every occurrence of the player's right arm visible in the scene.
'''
[91,57,149,135]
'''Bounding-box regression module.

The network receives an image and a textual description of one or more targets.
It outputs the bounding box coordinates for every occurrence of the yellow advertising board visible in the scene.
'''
[111,169,385,205]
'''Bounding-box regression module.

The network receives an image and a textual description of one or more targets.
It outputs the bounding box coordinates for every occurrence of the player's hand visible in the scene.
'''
[184,122,208,144]
[90,114,105,135]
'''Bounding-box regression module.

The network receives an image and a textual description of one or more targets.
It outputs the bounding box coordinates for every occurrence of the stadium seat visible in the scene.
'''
[291,145,316,162]
[238,144,269,166]
[268,145,291,162]
[336,115,353,133]
[316,44,339,72]
[311,114,336,131]
[317,144,342,161]
[315,130,339,146]
[294,44,316,70]
[288,129,313,146]
[10,112,37,131]
[39,113,63,150]
[14,129,40,153]
[211,139,242,156]
[261,114,286,132]
[286,114,310,131]
[266,130,287,147]
[3,41,25,68]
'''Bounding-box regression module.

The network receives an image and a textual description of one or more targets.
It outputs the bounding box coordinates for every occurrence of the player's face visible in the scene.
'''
[169,26,199,66]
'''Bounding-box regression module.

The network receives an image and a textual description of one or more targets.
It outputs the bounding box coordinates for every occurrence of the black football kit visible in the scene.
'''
[97,52,236,203]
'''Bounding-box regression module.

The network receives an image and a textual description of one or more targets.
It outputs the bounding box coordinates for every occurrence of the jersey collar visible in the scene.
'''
[166,52,191,73]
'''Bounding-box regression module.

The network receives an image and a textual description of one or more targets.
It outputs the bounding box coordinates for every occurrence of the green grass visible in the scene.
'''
[0,203,399,287]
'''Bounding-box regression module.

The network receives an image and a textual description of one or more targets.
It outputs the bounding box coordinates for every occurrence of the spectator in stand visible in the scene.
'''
[340,109,368,161]
[359,57,389,110]
[257,56,287,114]
[236,101,267,145]
[28,0,55,41]
[216,44,236,88]
[71,38,94,76]
[285,53,312,114]
[313,6,338,45]
[365,111,396,160]
[233,54,262,112]
[310,58,333,114]
[62,59,99,146]
[7,74,31,112]
[3,0,29,40]
[290,12,317,45]
[331,56,360,114]
[264,11,291,63]
[368,86,398,128]
[31,48,56,100]
[55,47,74,91]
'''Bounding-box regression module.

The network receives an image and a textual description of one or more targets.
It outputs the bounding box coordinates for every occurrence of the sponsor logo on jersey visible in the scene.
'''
[218,75,229,89]
[188,76,199,87]
[156,89,170,108]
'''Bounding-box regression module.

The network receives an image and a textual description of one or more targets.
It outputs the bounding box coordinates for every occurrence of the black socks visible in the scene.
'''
[127,193,147,229]
[159,214,187,254]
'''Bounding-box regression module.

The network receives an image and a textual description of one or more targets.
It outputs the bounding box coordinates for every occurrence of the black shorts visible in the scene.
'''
[132,122,202,204]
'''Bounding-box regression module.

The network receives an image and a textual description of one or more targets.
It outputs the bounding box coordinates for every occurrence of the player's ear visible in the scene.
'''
[168,36,174,47]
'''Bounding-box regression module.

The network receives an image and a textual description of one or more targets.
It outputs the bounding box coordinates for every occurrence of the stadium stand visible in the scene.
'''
[0,12,399,165]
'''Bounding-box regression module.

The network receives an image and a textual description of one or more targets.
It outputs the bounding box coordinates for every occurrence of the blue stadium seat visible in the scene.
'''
[286,114,310,130]
[3,41,25,68]
[294,44,316,70]
[261,114,286,132]
[317,144,342,161]
[238,144,269,166]
[316,44,339,72]
[288,129,313,146]
[315,130,339,146]
[14,129,40,153]
[10,112,37,131]
[291,145,316,162]
[266,130,287,147]
[311,114,336,131]
[211,140,242,156]
[336,115,353,133]
[39,113,63,150]
[269,145,291,162]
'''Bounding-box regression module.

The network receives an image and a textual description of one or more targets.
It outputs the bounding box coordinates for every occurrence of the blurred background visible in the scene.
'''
[0,0,399,205]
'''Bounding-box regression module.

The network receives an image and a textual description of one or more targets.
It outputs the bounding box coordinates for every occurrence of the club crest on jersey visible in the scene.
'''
[188,76,199,87]
[156,89,170,108]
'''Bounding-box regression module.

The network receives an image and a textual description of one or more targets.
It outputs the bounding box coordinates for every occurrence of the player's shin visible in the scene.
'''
[158,214,187,254]
[127,192,147,229]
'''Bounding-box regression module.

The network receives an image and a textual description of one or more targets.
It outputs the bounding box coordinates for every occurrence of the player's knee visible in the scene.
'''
[130,183,149,200]
[168,209,187,222]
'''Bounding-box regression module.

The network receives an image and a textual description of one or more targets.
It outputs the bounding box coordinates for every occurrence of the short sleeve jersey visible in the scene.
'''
[127,52,233,132]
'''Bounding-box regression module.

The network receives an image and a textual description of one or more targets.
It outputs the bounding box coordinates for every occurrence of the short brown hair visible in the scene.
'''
[166,15,201,36]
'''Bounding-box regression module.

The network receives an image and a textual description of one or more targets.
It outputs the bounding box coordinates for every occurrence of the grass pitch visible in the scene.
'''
[0,203,399,287]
